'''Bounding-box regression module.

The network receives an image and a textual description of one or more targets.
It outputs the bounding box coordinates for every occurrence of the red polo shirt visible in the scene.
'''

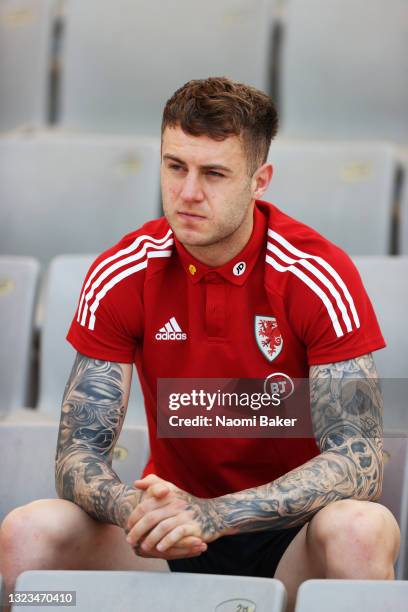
[67,201,385,498]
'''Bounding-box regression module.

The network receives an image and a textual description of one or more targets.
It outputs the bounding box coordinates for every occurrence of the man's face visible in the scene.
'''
[161,126,255,248]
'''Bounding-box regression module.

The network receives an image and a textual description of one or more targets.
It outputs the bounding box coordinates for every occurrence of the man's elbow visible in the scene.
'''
[54,461,74,502]
[369,461,384,502]
[55,467,64,500]
[358,451,384,502]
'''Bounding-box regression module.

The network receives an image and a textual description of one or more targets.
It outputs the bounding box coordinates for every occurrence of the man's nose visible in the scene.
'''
[180,172,204,203]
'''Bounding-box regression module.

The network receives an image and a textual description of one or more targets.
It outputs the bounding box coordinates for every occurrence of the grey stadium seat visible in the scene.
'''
[295,579,408,612]
[60,0,274,135]
[0,422,149,520]
[0,0,54,131]
[0,132,161,266]
[38,255,147,425]
[353,257,408,577]
[352,257,408,431]
[280,0,408,142]
[265,141,397,255]
[379,436,408,580]
[0,257,39,416]
[400,167,408,255]
[13,571,286,611]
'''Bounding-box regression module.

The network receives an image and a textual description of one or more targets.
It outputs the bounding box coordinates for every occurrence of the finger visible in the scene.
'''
[156,523,202,553]
[133,475,163,489]
[126,493,173,531]
[136,483,171,502]
[136,543,207,560]
[171,535,204,549]
[140,513,196,552]
[130,534,204,554]
[126,503,187,546]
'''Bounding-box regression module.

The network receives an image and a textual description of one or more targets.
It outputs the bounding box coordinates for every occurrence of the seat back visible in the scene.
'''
[0,133,161,267]
[379,436,408,579]
[60,0,274,134]
[353,256,408,431]
[280,0,408,142]
[0,257,39,414]
[295,579,408,611]
[400,168,408,255]
[265,142,397,255]
[0,0,53,130]
[0,422,149,520]
[38,255,147,425]
[14,571,287,611]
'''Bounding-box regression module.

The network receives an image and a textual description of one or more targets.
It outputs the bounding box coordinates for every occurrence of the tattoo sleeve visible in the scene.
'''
[55,353,141,529]
[191,353,384,538]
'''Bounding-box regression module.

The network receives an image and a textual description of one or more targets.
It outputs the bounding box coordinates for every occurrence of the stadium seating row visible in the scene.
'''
[1,0,407,142]
[0,255,146,422]
[1,253,408,580]
[2,572,408,610]
[1,134,408,263]
[0,420,407,580]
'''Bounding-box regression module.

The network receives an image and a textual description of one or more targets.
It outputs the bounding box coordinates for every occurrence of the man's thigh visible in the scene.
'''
[1,498,168,573]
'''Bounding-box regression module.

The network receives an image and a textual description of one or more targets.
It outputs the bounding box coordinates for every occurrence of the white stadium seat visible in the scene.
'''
[280,0,408,142]
[400,166,408,255]
[13,571,286,611]
[60,0,274,135]
[352,256,408,578]
[295,579,408,612]
[0,257,39,416]
[0,132,161,266]
[0,0,54,131]
[38,255,147,425]
[265,141,397,255]
[353,256,408,431]
[379,436,408,580]
[0,422,149,520]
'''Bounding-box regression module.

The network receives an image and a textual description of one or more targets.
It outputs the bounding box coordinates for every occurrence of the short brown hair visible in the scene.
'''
[162,77,278,175]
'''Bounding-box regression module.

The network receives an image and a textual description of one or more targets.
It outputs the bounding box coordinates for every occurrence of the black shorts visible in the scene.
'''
[167,525,303,578]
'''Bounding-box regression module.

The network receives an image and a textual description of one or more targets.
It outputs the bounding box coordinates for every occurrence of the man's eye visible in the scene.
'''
[207,171,224,178]
[169,164,184,171]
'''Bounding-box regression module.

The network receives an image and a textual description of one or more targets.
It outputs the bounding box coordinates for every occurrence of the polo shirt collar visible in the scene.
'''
[174,202,267,286]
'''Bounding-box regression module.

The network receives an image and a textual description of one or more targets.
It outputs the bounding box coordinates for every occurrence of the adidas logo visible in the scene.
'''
[155,317,187,341]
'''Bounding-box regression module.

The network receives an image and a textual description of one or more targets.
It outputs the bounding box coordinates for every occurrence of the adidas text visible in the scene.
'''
[155,331,187,341]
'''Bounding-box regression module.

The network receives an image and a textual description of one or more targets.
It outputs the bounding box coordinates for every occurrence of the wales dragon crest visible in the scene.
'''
[255,316,283,362]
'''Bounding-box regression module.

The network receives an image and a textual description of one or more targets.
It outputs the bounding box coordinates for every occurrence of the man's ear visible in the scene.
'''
[251,163,273,200]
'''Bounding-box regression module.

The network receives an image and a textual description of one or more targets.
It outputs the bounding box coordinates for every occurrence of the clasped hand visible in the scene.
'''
[125,474,219,560]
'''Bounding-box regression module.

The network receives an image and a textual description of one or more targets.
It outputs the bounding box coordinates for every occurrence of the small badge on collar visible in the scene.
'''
[233,261,246,276]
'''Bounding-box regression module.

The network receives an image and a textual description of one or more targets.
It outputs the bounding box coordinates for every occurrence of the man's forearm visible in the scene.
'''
[193,443,383,538]
[186,354,384,540]
[56,451,140,529]
[55,354,137,529]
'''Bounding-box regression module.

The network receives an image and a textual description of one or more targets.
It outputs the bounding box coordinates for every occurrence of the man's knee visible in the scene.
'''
[1,498,87,560]
[306,499,400,577]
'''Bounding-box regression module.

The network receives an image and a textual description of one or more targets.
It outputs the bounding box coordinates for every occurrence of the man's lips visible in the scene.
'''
[177,211,207,221]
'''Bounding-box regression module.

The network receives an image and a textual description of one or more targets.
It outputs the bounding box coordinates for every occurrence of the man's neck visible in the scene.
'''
[182,205,255,268]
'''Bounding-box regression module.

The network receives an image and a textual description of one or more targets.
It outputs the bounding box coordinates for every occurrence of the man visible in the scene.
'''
[0,78,400,612]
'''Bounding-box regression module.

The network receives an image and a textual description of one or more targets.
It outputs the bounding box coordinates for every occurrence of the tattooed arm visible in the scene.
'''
[55,353,140,529]
[126,353,384,550]
[200,352,384,537]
